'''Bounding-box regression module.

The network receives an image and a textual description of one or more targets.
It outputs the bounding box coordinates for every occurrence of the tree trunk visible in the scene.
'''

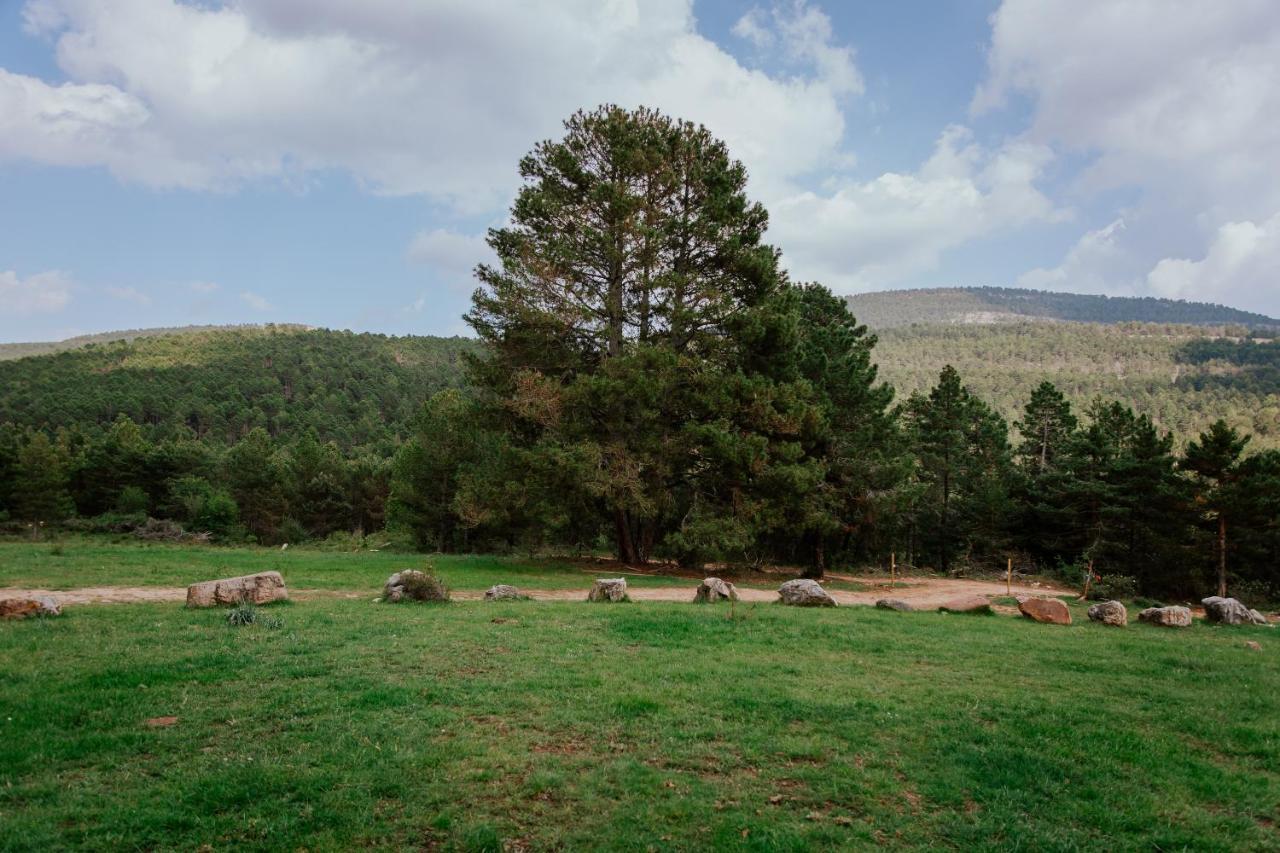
[615,508,640,565]
[1217,514,1227,598]
[801,538,827,580]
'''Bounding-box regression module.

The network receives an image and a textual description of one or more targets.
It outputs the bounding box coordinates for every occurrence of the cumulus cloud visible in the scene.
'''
[1018,219,1136,295]
[4,0,857,211]
[772,126,1065,289]
[240,291,271,311]
[406,228,492,284]
[105,285,151,305]
[0,269,73,314]
[1146,212,1280,316]
[978,0,1280,309]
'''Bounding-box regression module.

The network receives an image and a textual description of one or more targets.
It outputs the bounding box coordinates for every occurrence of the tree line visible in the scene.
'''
[1,105,1276,603]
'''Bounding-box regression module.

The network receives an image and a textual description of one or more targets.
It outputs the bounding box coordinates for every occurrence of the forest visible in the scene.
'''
[1,106,1277,605]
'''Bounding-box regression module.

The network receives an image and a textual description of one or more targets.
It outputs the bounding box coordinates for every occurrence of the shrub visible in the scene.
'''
[402,572,448,602]
[1089,574,1138,601]
[1229,579,1278,610]
[116,485,150,515]
[226,604,283,629]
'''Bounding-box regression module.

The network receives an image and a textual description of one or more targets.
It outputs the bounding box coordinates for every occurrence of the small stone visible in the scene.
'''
[484,584,526,601]
[1087,600,1128,626]
[693,577,739,603]
[875,598,915,612]
[145,716,179,727]
[1018,596,1072,625]
[587,578,629,602]
[937,595,992,614]
[0,596,61,619]
[383,570,448,603]
[1138,605,1192,628]
[1201,596,1269,626]
[1245,640,1261,651]
[186,571,287,608]
[778,579,837,607]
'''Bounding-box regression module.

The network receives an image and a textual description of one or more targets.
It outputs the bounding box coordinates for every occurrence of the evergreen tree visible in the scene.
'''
[465,105,817,565]
[1183,420,1250,596]
[1016,381,1078,475]
[286,431,351,537]
[12,432,74,527]
[222,428,287,543]
[389,389,478,552]
[902,366,1013,573]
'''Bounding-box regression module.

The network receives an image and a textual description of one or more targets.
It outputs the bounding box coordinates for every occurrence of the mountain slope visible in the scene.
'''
[846,286,1278,329]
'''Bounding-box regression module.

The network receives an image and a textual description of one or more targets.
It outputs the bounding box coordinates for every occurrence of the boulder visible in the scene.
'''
[1087,600,1128,627]
[875,598,915,612]
[484,584,526,601]
[693,577,739,603]
[0,596,61,619]
[587,578,629,603]
[186,571,288,608]
[937,595,992,614]
[383,570,448,603]
[1138,606,1192,628]
[1245,640,1262,651]
[1201,596,1269,626]
[1018,596,1072,625]
[778,579,837,607]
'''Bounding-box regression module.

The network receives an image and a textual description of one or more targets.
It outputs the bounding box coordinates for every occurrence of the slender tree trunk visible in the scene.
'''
[800,533,826,579]
[1217,514,1227,598]
[615,508,640,565]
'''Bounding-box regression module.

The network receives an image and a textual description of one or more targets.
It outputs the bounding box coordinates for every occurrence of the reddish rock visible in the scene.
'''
[145,716,179,727]
[0,596,61,619]
[937,596,992,614]
[1138,606,1192,628]
[1245,641,1262,651]
[1018,596,1072,625]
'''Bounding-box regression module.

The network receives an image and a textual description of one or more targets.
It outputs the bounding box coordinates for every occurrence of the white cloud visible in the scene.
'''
[772,126,1065,290]
[4,0,857,211]
[0,269,73,314]
[1146,212,1280,316]
[406,228,491,283]
[979,0,1280,310]
[105,285,151,305]
[240,291,271,311]
[1018,219,1134,295]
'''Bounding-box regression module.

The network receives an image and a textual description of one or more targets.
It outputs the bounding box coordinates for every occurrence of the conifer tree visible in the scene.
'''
[12,432,74,527]
[1183,420,1250,596]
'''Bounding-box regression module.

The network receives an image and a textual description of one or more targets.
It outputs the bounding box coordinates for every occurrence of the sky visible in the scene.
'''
[2,0,1279,343]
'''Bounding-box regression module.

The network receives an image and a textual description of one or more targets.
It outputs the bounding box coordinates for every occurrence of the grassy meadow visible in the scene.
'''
[1,543,1278,851]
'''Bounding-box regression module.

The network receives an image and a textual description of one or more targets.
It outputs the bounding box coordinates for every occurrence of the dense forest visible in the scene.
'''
[1,107,1277,605]
[846,286,1278,329]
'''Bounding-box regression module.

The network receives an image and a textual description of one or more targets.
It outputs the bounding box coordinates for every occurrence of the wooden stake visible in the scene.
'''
[890,551,896,589]
[1006,557,1012,596]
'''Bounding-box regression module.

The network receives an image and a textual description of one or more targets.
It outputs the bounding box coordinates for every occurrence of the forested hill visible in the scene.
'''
[0,324,307,361]
[0,327,478,451]
[846,287,1278,329]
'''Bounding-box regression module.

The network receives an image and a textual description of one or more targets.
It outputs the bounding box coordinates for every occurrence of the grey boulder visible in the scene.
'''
[186,571,288,608]
[875,598,915,612]
[693,577,739,603]
[587,578,629,602]
[1138,605,1192,628]
[778,579,837,607]
[383,570,448,603]
[484,584,526,601]
[1201,596,1268,626]
[1087,600,1128,626]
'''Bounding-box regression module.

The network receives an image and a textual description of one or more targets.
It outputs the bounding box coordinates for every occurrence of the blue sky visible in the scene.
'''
[2,0,1279,342]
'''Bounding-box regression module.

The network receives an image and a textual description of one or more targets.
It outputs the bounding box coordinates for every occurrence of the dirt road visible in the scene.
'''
[0,576,1070,608]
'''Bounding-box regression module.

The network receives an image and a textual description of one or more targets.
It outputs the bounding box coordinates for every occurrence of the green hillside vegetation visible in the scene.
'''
[847,286,1278,329]
[0,325,477,449]
[0,323,297,362]
[873,322,1280,449]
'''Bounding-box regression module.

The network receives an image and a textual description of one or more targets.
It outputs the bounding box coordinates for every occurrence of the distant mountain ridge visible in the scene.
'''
[0,324,313,362]
[845,286,1278,330]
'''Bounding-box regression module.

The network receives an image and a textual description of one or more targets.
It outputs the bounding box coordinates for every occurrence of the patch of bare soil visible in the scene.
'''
[2,576,1073,608]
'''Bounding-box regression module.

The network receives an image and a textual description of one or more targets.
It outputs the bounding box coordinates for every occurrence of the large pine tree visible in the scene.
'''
[464,105,818,565]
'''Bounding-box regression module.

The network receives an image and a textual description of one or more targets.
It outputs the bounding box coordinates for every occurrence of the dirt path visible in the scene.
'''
[0,576,1070,608]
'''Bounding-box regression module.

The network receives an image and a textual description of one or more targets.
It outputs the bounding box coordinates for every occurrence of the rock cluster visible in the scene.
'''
[875,598,914,612]
[1087,600,1128,626]
[937,595,991,614]
[693,577,739,603]
[0,596,61,619]
[777,579,837,607]
[186,571,288,608]
[484,584,526,601]
[1201,596,1268,626]
[383,570,448,603]
[587,578,629,602]
[1138,605,1192,628]
[1018,596,1072,625]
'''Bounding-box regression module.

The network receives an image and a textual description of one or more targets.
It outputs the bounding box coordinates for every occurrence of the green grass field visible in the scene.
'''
[2,544,1278,851]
